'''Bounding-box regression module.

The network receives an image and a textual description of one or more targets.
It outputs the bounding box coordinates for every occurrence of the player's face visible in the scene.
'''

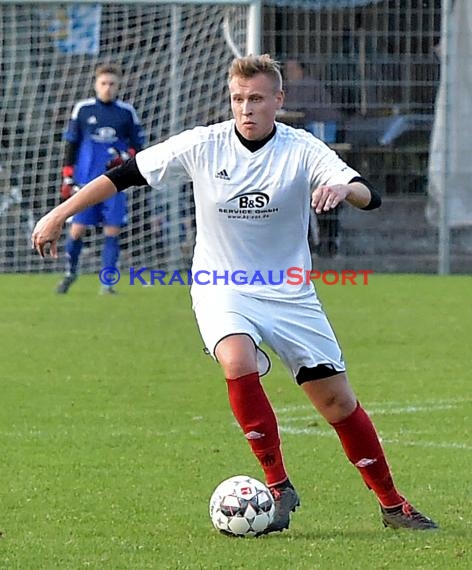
[230,73,284,140]
[94,73,120,103]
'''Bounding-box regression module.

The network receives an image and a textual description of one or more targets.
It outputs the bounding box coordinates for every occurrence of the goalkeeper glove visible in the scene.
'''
[106,147,136,170]
[60,166,76,201]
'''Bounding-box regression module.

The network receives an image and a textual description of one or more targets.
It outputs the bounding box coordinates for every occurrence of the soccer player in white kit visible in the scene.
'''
[32,54,437,533]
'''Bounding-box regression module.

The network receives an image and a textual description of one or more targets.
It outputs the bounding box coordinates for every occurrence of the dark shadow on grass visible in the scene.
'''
[260,528,445,541]
[262,529,381,541]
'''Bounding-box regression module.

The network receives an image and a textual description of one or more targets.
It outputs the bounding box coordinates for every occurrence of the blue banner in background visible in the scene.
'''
[50,4,101,55]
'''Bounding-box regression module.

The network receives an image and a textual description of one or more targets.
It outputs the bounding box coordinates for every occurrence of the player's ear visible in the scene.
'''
[276,90,284,109]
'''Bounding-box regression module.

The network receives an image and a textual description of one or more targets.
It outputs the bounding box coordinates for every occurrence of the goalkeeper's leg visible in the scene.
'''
[56,222,86,294]
[100,193,127,294]
[100,225,121,295]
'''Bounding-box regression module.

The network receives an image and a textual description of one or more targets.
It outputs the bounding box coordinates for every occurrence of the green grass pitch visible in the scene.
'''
[0,273,470,569]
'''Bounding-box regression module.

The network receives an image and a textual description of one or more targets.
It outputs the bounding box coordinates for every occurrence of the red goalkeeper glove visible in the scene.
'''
[60,165,75,201]
[106,147,136,170]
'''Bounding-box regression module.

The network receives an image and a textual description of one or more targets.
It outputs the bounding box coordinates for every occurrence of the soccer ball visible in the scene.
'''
[209,475,275,537]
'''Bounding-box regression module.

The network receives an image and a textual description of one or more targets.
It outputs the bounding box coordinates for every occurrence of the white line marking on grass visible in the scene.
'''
[279,426,472,451]
[276,400,469,418]
[280,426,333,436]
[276,404,313,414]
[384,438,472,451]
[279,403,459,424]
[363,398,470,408]
[366,403,458,415]
[277,399,471,450]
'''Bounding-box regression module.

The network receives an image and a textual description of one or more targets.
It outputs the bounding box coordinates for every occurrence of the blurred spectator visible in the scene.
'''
[282,60,342,258]
[283,60,342,134]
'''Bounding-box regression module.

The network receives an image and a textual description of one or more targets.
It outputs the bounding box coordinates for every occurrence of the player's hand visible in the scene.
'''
[31,212,65,258]
[106,147,136,170]
[60,166,75,201]
[311,184,350,214]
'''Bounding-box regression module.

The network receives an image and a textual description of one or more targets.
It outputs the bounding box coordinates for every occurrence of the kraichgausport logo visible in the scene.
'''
[98,267,373,286]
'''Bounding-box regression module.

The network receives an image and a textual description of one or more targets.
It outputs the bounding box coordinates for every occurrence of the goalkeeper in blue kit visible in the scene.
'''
[57,63,145,294]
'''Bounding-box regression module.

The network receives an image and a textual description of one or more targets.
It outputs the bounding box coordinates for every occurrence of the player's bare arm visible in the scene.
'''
[311,181,373,213]
[32,175,117,258]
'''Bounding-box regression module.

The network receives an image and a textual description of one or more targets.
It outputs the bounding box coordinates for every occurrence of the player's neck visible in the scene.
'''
[234,125,276,152]
[96,97,116,105]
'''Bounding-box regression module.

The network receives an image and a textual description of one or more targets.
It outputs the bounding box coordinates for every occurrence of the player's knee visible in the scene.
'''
[297,367,356,420]
[69,224,86,240]
[104,226,121,237]
[215,334,258,379]
[219,358,257,380]
[216,350,258,379]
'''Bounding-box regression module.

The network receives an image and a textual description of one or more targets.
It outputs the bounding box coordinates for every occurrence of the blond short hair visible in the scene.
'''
[228,54,283,91]
[94,63,122,80]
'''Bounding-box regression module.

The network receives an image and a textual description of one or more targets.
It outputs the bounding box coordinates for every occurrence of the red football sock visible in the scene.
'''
[226,372,288,487]
[330,402,403,507]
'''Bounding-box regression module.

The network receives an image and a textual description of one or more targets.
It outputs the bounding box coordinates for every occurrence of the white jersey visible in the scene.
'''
[136,120,359,299]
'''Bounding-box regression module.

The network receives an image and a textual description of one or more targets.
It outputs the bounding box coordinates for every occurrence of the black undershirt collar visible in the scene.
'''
[234,125,276,152]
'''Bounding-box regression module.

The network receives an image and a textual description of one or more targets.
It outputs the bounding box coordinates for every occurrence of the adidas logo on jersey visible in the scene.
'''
[215,169,230,180]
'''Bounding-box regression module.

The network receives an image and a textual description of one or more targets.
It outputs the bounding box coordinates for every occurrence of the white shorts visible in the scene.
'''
[191,287,345,379]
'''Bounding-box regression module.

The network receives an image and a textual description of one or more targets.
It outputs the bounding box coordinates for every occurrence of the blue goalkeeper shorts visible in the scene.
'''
[72,192,128,227]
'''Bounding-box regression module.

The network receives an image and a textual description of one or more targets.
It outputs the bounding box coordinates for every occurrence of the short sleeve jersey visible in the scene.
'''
[65,98,145,184]
[136,120,359,298]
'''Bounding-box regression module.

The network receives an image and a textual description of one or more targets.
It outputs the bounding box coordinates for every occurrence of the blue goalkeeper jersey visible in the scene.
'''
[64,97,145,185]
